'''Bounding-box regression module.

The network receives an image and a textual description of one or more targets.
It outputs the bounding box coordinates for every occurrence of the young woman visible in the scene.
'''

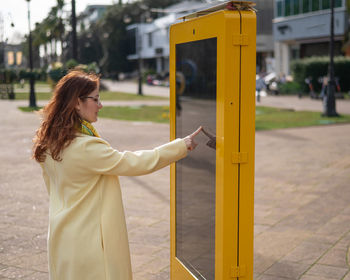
[33,70,201,280]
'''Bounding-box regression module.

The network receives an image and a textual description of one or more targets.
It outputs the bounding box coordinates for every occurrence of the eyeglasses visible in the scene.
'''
[82,96,101,104]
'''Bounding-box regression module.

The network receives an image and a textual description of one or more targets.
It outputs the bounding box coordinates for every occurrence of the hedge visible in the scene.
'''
[0,68,47,84]
[47,60,99,88]
[291,56,350,93]
[0,60,99,87]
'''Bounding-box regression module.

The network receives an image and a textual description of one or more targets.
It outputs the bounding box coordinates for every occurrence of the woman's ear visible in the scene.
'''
[75,98,81,111]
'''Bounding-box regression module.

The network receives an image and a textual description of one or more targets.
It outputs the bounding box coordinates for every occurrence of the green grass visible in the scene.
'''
[98,105,170,123]
[18,106,42,112]
[13,90,167,101]
[255,106,350,130]
[18,105,350,129]
[15,92,53,100]
[99,91,167,100]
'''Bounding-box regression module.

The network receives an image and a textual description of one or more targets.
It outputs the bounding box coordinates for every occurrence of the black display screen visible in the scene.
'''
[175,37,217,280]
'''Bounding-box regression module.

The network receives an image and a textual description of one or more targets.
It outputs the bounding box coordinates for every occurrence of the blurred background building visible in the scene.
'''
[1,0,349,79]
[3,44,24,69]
[273,0,347,75]
[126,0,275,75]
[126,1,210,75]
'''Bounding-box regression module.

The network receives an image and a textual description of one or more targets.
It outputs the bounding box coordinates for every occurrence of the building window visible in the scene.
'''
[7,52,14,65]
[292,0,300,15]
[276,0,343,18]
[321,0,330,9]
[302,0,311,13]
[285,0,291,16]
[276,0,283,17]
[312,0,320,11]
[126,28,136,55]
[335,0,342,7]
[148,32,153,47]
[16,52,22,66]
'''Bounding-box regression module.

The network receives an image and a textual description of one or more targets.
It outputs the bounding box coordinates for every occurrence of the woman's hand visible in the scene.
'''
[183,126,203,151]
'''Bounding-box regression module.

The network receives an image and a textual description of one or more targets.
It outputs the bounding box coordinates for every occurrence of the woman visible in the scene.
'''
[33,70,201,280]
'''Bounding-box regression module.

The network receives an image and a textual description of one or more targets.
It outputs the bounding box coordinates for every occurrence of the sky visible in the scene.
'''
[1,0,117,43]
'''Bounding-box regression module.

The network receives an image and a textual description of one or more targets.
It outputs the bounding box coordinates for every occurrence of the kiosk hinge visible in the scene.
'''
[231,152,248,164]
[232,34,249,46]
[231,265,246,278]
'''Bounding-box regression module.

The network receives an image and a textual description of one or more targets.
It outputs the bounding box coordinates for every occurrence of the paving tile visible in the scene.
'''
[132,271,154,280]
[317,247,348,268]
[147,268,170,280]
[281,241,330,265]
[2,99,350,279]
[304,264,348,279]
[21,271,48,280]
[343,271,350,280]
[254,254,278,275]
[254,230,308,259]
[257,275,294,280]
[5,252,47,270]
[316,214,350,244]
[299,275,336,280]
[336,230,350,248]
[263,261,309,279]
[0,266,34,279]
[254,224,271,236]
[134,257,169,275]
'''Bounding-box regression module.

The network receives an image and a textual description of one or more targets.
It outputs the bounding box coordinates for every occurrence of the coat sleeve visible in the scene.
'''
[82,137,188,176]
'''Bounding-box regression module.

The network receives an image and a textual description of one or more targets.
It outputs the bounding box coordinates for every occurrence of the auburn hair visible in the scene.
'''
[33,70,100,162]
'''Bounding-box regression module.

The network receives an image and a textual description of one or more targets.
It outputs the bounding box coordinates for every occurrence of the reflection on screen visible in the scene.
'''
[176,38,217,280]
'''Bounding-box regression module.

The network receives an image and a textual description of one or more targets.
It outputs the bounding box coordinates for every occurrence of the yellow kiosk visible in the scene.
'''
[169,2,256,279]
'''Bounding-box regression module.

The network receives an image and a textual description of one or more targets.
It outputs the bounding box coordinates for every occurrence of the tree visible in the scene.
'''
[78,23,103,65]
[30,0,66,66]
[96,0,182,77]
[343,0,350,56]
[32,22,49,67]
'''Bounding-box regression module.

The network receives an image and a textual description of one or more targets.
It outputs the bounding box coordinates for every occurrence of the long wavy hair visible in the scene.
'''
[33,70,100,162]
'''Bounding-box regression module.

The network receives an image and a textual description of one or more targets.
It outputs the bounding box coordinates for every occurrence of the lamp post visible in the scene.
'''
[323,0,338,117]
[137,14,144,96]
[136,5,152,96]
[26,0,37,108]
[71,0,77,60]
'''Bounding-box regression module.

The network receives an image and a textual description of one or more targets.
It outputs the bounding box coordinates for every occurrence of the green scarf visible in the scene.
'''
[80,120,100,137]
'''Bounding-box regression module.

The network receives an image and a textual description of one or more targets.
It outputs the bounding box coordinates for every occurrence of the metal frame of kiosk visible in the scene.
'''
[169,2,256,279]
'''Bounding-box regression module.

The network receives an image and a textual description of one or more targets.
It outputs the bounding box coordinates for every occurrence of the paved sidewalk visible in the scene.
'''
[258,95,350,115]
[102,79,350,115]
[102,79,170,98]
[0,99,349,280]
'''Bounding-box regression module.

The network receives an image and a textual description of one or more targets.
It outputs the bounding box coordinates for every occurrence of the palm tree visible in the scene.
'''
[32,22,50,67]
[343,0,350,56]
[42,0,66,62]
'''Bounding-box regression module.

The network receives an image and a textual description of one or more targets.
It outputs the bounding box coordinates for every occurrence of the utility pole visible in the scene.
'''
[323,0,339,117]
[71,0,78,60]
[26,0,37,108]
[137,19,143,96]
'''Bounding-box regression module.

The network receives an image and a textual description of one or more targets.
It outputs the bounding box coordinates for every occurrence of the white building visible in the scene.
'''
[80,5,111,31]
[127,0,275,74]
[3,43,25,69]
[126,1,210,74]
[273,0,348,75]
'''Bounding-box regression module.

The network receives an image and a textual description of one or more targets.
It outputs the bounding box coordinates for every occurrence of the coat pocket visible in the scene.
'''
[99,223,104,250]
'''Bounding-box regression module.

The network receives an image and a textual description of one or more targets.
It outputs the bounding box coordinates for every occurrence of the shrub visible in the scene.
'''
[66,59,79,70]
[291,56,350,93]
[47,61,100,89]
[0,69,17,83]
[278,81,301,94]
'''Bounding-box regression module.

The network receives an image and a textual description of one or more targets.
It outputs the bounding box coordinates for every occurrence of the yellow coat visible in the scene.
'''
[41,135,187,280]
